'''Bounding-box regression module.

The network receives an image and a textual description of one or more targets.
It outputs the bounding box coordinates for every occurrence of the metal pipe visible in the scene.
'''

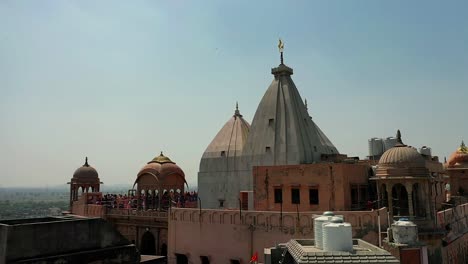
[198,197,202,221]
[238,198,242,222]
[280,201,283,226]
[377,209,382,248]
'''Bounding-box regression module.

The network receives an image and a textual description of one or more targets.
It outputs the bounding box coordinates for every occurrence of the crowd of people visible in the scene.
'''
[94,191,198,210]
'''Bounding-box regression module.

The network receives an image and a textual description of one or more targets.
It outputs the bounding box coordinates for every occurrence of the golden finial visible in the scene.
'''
[278,38,284,64]
[459,140,468,153]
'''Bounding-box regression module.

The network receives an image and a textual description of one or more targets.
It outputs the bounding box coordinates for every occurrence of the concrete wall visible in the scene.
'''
[0,217,133,263]
[446,168,468,196]
[167,208,388,264]
[442,231,468,264]
[198,155,251,209]
[104,209,169,256]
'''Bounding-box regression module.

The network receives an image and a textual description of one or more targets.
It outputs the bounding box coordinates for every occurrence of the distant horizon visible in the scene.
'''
[0,183,200,190]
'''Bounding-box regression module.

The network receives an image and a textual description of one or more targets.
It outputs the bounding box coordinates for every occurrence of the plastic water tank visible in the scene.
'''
[420,146,432,156]
[392,220,418,245]
[323,222,353,252]
[329,217,343,223]
[314,212,344,249]
[314,215,332,249]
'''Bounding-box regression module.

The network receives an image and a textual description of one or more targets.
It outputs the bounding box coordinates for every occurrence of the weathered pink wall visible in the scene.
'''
[168,208,388,264]
[253,163,370,212]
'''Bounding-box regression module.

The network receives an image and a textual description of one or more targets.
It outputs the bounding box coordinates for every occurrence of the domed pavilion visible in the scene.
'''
[445,141,468,197]
[373,130,444,224]
[68,157,102,207]
[134,152,187,209]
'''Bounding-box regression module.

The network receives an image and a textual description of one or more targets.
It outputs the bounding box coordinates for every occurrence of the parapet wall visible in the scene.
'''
[168,208,388,264]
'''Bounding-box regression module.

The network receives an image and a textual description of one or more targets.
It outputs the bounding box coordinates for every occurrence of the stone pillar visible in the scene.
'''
[406,183,414,218]
[386,183,394,221]
[424,183,432,219]
[376,184,381,209]
[69,183,73,209]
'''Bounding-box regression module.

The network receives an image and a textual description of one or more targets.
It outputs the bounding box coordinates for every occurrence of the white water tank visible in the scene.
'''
[323,222,353,252]
[392,220,418,245]
[420,146,432,156]
[314,212,334,249]
[313,212,343,249]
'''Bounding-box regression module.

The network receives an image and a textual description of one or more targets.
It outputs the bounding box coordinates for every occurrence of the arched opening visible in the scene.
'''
[146,190,153,210]
[140,231,156,255]
[392,184,409,217]
[154,190,159,210]
[160,243,167,256]
[175,253,188,264]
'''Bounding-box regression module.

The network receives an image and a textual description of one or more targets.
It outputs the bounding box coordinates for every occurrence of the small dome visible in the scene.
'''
[379,130,425,166]
[150,151,174,164]
[447,141,468,168]
[73,157,99,179]
[138,152,185,179]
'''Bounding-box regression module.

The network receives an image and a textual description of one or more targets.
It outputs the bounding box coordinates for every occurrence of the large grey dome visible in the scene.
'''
[242,62,338,165]
[200,103,250,162]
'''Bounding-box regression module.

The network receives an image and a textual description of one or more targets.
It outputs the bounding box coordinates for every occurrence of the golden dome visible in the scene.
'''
[447,141,468,168]
[150,152,174,164]
[136,152,186,182]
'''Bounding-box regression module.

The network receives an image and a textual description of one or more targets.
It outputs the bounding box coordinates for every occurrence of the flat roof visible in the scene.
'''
[285,239,400,263]
[0,216,81,226]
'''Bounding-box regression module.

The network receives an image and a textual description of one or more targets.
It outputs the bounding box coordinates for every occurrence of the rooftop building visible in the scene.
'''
[198,42,340,209]
[265,239,400,264]
[0,216,141,264]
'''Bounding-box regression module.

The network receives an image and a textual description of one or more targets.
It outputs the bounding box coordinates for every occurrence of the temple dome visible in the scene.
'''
[201,103,250,161]
[379,130,425,166]
[447,141,468,168]
[242,60,338,165]
[376,130,429,178]
[137,152,185,180]
[379,146,425,165]
[73,157,99,179]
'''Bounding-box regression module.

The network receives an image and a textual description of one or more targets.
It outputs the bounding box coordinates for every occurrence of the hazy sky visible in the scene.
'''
[1,1,467,188]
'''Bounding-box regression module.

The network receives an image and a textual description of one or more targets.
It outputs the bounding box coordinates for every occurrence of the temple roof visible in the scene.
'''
[378,130,425,166]
[242,60,338,165]
[201,103,251,159]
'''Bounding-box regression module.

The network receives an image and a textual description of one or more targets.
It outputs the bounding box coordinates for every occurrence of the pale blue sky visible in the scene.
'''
[1,1,467,187]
